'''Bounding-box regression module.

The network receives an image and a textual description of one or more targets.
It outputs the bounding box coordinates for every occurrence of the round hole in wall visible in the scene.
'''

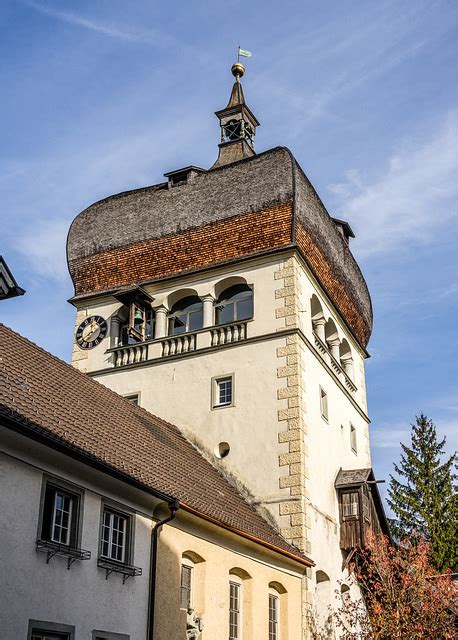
[215,442,230,459]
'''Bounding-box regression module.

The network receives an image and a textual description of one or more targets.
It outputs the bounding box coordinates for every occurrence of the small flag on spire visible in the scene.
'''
[238,47,252,58]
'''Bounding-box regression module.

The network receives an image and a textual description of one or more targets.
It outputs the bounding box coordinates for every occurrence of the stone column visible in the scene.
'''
[313,317,326,342]
[202,295,215,328]
[153,305,168,339]
[110,316,121,348]
[328,337,340,361]
[342,357,354,380]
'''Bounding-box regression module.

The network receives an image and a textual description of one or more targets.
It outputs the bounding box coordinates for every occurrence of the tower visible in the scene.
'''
[67,63,388,634]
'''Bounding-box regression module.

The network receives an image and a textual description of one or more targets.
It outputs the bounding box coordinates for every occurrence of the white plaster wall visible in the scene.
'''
[93,338,292,528]
[0,431,152,640]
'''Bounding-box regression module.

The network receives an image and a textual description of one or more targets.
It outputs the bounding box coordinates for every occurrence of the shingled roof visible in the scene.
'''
[67,147,372,348]
[0,324,312,567]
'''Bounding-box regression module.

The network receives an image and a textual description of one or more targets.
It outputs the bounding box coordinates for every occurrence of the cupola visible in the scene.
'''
[211,62,260,169]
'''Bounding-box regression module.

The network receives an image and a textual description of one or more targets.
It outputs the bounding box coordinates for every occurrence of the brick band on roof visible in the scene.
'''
[67,147,372,347]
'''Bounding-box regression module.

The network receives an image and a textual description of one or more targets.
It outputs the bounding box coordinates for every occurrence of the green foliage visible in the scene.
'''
[387,414,457,572]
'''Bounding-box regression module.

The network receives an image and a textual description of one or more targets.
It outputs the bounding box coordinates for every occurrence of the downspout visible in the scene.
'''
[147,498,180,640]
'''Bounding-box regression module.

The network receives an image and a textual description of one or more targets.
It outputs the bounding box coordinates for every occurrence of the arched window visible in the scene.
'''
[168,296,203,335]
[229,568,252,640]
[180,557,194,610]
[216,284,253,325]
[268,581,287,640]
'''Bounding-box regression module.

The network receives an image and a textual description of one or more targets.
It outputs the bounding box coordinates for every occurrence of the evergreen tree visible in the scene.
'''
[387,414,457,572]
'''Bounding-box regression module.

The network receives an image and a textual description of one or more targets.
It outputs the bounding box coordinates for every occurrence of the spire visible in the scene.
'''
[211,62,260,169]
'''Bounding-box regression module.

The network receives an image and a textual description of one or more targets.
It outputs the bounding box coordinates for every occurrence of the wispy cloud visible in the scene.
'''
[25,1,155,42]
[14,219,69,283]
[372,418,458,453]
[330,111,458,257]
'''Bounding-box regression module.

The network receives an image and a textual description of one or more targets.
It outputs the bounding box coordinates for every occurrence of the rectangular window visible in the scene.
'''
[180,564,193,609]
[28,620,75,640]
[229,581,241,640]
[342,492,359,518]
[269,593,279,640]
[40,484,80,548]
[218,378,233,406]
[124,394,139,405]
[212,375,234,408]
[350,424,357,453]
[101,508,129,563]
[320,387,328,421]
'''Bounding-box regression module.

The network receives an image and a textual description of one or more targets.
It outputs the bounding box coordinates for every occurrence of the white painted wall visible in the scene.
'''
[0,429,152,640]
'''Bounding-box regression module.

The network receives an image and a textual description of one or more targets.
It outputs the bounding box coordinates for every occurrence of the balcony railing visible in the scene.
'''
[161,333,197,357]
[210,321,247,346]
[109,320,249,368]
[114,343,148,367]
[312,331,357,393]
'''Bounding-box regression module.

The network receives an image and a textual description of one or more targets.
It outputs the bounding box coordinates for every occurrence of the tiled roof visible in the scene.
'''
[0,324,312,566]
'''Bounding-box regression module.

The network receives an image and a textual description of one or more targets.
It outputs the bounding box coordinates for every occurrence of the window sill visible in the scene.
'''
[97,557,142,584]
[36,539,91,569]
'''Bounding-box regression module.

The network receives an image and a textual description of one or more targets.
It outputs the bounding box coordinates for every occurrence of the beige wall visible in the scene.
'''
[155,513,305,640]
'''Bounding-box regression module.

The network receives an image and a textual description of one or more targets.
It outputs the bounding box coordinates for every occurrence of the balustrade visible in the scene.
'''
[210,322,247,346]
[161,333,197,357]
[114,343,148,367]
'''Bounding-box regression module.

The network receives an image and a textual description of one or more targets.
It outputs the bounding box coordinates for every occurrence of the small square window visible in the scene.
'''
[341,492,359,518]
[100,507,131,564]
[124,394,139,405]
[39,482,81,548]
[320,387,328,422]
[212,375,234,408]
[350,424,357,453]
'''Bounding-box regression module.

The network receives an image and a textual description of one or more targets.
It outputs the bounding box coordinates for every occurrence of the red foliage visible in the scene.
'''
[335,532,456,639]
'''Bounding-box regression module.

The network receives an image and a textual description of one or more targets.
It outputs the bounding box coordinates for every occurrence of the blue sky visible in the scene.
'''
[1,0,457,505]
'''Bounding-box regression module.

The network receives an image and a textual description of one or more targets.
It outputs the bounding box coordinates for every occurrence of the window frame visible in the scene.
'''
[268,591,280,640]
[123,393,140,406]
[98,501,135,566]
[180,558,194,610]
[211,374,235,410]
[168,296,204,336]
[28,620,75,640]
[229,579,243,640]
[341,491,359,519]
[37,476,84,550]
[319,386,328,422]
[215,283,254,325]
[350,423,357,454]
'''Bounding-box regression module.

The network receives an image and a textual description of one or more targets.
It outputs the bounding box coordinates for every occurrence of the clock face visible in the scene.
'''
[76,315,108,350]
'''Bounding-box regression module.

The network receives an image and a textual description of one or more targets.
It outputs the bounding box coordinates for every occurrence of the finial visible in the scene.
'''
[231,62,245,81]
